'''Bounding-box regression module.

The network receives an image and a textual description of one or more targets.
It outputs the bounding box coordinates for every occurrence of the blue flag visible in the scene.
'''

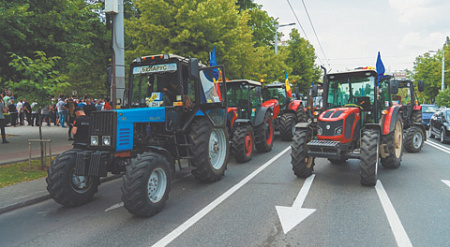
[376,51,385,84]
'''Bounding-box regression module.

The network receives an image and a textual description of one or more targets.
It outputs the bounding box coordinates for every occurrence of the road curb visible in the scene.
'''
[0,174,123,215]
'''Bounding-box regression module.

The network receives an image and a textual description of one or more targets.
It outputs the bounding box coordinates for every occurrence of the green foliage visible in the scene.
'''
[436,87,450,107]
[0,0,110,98]
[6,51,70,106]
[285,29,321,94]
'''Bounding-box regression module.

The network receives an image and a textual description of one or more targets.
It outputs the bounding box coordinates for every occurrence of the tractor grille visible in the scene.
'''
[318,119,343,136]
[89,111,116,136]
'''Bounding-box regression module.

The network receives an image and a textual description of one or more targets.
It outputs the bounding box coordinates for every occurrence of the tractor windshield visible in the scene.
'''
[327,74,376,109]
[227,83,261,109]
[130,63,181,107]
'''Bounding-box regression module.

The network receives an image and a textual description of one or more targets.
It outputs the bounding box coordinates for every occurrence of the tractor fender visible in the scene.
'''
[146,146,176,177]
[233,118,252,127]
[254,107,271,127]
[382,106,401,135]
[289,100,302,112]
[413,105,422,111]
[294,121,311,130]
[227,107,238,130]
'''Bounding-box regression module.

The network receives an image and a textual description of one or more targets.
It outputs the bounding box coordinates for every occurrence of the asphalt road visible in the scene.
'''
[0,137,449,247]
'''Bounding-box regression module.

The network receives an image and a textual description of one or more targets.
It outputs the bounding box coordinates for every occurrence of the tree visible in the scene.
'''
[436,87,450,108]
[412,52,442,104]
[7,51,70,169]
[0,0,110,98]
[285,29,321,94]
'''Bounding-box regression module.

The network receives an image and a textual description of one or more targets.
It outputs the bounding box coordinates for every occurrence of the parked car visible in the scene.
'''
[428,108,450,143]
[422,104,438,129]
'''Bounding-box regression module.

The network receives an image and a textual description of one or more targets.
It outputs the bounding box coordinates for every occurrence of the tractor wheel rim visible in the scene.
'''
[209,129,227,169]
[394,121,402,158]
[71,170,91,193]
[245,132,253,156]
[265,118,273,145]
[147,168,167,203]
[413,131,422,148]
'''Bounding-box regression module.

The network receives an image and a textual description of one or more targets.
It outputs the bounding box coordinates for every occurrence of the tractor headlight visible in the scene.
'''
[91,136,99,146]
[102,136,111,146]
[335,127,343,136]
[318,127,323,135]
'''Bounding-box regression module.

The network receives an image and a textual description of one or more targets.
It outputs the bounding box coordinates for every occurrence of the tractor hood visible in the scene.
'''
[262,99,278,108]
[317,107,361,144]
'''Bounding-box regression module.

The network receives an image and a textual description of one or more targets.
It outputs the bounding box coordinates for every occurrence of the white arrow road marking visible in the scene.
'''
[375,181,412,247]
[105,202,124,212]
[442,180,450,188]
[425,141,450,154]
[276,174,316,234]
[151,146,291,247]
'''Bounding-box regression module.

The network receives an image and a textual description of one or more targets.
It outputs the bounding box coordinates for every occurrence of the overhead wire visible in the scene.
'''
[301,0,331,69]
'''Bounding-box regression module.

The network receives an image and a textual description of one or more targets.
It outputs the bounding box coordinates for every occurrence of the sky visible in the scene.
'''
[254,0,450,73]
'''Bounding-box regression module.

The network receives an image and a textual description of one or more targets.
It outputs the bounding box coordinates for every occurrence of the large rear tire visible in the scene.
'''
[255,111,274,152]
[360,129,379,186]
[404,126,424,153]
[279,113,296,141]
[46,149,100,207]
[380,117,403,169]
[121,152,171,217]
[231,124,254,163]
[291,129,314,178]
[189,118,229,182]
[296,105,305,122]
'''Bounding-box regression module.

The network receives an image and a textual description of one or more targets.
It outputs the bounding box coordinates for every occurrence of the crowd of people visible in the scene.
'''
[1,90,113,144]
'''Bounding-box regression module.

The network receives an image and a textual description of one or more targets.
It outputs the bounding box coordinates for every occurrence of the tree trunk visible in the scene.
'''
[37,110,45,170]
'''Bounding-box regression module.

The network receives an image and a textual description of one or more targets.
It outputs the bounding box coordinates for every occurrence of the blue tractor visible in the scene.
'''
[47,54,230,217]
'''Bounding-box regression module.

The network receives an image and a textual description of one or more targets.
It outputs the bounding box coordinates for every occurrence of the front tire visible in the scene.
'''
[404,126,424,153]
[231,124,254,163]
[291,129,314,178]
[121,152,171,217]
[255,111,274,152]
[279,113,296,141]
[46,149,100,207]
[189,118,229,182]
[360,129,379,186]
[380,117,403,169]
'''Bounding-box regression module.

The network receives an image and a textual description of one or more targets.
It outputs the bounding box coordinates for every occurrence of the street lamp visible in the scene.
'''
[274,22,295,54]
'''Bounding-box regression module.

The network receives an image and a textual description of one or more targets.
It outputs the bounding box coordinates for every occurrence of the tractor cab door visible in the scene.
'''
[197,66,227,128]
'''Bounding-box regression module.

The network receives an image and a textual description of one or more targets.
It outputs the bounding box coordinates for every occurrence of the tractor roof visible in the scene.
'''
[327,69,378,79]
[226,79,261,87]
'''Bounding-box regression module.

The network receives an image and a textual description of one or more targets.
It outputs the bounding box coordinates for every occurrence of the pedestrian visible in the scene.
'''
[95,99,103,111]
[31,100,39,126]
[83,98,96,117]
[71,107,89,148]
[0,101,9,143]
[23,99,32,125]
[16,99,24,125]
[56,98,66,127]
[65,98,77,140]
[40,104,51,126]
[8,99,18,127]
[51,103,57,126]
[102,98,112,110]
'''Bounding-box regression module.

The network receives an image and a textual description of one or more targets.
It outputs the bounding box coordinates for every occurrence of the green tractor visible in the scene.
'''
[47,54,230,217]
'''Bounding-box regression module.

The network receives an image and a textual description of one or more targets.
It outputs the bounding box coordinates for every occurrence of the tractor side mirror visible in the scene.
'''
[189,58,199,80]
[418,80,424,92]
[310,85,318,97]
[390,80,399,95]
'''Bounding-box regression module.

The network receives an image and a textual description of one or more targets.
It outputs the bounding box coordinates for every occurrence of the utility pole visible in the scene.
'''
[105,0,125,108]
[274,23,295,54]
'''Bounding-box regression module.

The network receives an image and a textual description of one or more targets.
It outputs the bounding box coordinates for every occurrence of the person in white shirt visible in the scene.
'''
[16,100,24,125]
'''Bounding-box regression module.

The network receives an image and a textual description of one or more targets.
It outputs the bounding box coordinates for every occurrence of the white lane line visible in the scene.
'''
[105,202,124,212]
[151,146,292,247]
[375,181,413,247]
[442,180,450,188]
[424,141,450,155]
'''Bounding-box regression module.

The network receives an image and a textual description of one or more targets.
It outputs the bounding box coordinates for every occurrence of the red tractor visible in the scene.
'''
[226,80,274,163]
[291,69,403,186]
[262,82,305,141]
[391,79,426,153]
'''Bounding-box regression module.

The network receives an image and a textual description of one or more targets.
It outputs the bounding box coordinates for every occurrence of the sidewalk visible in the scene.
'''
[0,124,121,215]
